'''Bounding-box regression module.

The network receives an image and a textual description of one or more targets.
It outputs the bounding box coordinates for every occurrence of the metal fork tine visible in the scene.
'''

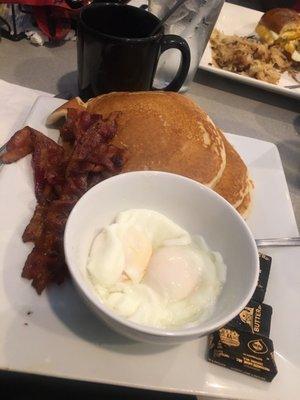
[285,84,300,89]
[0,143,7,155]
[0,142,7,167]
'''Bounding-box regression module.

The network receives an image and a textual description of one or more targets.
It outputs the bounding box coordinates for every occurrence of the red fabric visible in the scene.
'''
[0,1,71,7]
[1,1,89,40]
[32,6,71,41]
[294,0,300,11]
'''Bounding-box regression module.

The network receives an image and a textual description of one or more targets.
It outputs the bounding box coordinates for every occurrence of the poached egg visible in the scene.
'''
[87,209,226,329]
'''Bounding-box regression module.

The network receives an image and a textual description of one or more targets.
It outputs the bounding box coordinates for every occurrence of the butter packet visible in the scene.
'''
[252,253,272,303]
[207,328,277,382]
[206,253,277,381]
[229,300,272,338]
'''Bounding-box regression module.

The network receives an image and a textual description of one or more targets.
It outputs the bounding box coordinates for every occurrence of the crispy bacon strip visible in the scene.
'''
[1,127,33,163]
[1,127,65,204]
[60,108,100,144]
[1,109,126,294]
[22,205,45,243]
[31,130,65,203]
[22,199,75,293]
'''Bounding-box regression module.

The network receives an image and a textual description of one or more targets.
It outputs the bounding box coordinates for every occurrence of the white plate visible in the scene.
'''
[200,2,300,100]
[0,97,299,400]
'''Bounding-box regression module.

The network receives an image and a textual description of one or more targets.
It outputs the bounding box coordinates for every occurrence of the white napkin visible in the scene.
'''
[0,79,52,145]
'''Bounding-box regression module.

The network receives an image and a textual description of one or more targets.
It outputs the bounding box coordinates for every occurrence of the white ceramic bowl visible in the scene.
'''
[64,171,259,344]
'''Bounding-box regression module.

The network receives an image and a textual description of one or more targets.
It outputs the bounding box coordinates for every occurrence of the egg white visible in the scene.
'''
[87,209,226,329]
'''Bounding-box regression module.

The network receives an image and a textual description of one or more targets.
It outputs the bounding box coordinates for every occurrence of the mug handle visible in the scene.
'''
[152,34,191,92]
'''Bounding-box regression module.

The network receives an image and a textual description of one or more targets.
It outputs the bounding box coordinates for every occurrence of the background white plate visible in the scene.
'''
[200,2,300,100]
[0,97,299,400]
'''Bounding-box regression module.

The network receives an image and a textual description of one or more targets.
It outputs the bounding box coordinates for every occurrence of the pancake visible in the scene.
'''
[47,91,254,218]
[46,97,86,125]
[214,133,249,209]
[237,179,254,219]
[86,92,226,188]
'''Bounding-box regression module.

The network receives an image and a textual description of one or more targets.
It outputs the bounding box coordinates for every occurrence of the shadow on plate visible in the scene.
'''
[46,281,175,354]
[2,227,173,355]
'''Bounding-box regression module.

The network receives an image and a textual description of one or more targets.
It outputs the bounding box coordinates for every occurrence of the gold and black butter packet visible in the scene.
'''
[229,300,272,338]
[252,253,272,303]
[206,252,277,381]
[207,328,278,382]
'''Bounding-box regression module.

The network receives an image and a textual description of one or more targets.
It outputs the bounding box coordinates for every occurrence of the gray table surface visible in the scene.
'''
[0,34,299,229]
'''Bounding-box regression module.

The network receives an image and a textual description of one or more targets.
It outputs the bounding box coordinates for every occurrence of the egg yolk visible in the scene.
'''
[144,245,201,302]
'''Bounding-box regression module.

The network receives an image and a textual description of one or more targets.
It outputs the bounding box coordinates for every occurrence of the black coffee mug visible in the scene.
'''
[77,3,191,100]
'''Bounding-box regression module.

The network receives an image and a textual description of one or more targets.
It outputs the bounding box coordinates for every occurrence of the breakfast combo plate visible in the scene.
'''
[0,96,299,400]
[200,2,300,100]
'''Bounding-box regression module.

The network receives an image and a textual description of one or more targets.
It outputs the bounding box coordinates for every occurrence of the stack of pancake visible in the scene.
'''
[48,92,253,218]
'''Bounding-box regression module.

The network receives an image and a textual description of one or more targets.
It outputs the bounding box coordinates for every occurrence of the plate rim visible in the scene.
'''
[199,2,300,100]
[0,95,299,398]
